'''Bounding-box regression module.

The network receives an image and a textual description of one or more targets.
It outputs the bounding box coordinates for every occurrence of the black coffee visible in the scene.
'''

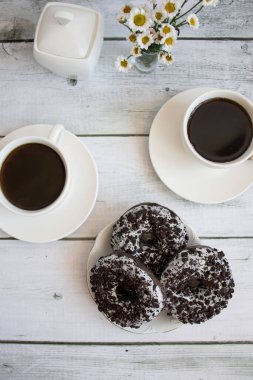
[187,98,253,163]
[0,143,66,211]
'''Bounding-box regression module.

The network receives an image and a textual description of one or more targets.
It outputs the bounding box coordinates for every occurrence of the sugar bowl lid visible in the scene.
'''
[35,2,100,59]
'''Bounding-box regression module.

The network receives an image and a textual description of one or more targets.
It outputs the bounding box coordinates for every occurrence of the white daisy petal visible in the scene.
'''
[121,3,133,16]
[153,8,167,24]
[155,33,165,44]
[162,34,177,51]
[128,6,153,32]
[160,23,177,37]
[187,13,199,29]
[158,51,165,62]
[131,45,142,57]
[115,55,132,72]
[160,52,174,65]
[203,0,219,6]
[128,33,137,43]
[137,31,154,50]
[117,14,127,23]
[163,0,181,19]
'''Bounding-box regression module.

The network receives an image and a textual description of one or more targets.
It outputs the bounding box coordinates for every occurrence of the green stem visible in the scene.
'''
[181,0,189,7]
[195,5,204,15]
[175,0,202,20]
[171,0,188,24]
[175,4,203,28]
[175,20,187,28]
[121,22,132,32]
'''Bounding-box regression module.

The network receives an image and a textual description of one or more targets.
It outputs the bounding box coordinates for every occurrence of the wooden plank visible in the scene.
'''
[0,343,253,380]
[0,40,252,136]
[0,136,252,239]
[74,137,253,239]
[0,0,252,40]
[0,238,251,343]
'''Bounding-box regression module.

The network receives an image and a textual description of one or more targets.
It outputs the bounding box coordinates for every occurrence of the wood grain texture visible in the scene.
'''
[0,40,252,136]
[0,238,251,343]
[0,136,252,239]
[0,343,253,380]
[0,0,252,40]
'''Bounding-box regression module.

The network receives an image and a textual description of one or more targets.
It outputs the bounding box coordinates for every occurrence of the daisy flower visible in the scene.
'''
[120,4,133,16]
[162,34,177,51]
[187,13,199,29]
[156,33,164,44]
[160,23,176,37]
[153,8,166,24]
[158,51,165,62]
[137,31,154,49]
[131,45,142,57]
[117,14,127,23]
[115,56,132,72]
[203,0,219,6]
[160,52,174,65]
[128,6,153,32]
[128,33,137,43]
[163,0,181,19]
[149,27,158,38]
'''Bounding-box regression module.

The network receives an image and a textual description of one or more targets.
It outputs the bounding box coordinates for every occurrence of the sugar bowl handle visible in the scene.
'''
[48,124,65,145]
[54,10,73,26]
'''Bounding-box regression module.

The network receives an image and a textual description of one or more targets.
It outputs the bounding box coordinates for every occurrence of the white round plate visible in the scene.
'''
[149,88,253,204]
[87,221,201,334]
[0,125,98,243]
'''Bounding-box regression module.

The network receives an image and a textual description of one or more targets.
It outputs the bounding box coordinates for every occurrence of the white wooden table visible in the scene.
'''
[0,1,252,379]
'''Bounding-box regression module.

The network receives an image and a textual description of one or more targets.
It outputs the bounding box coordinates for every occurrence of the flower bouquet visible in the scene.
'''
[115,0,219,73]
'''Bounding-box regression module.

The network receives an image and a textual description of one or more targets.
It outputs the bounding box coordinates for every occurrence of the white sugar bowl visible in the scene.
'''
[33,2,104,79]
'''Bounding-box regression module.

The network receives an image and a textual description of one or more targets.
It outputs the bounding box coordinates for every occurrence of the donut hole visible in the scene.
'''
[140,231,157,246]
[116,282,137,302]
[187,278,204,291]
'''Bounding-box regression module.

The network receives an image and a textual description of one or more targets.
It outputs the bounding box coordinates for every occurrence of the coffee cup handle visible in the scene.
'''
[48,124,64,145]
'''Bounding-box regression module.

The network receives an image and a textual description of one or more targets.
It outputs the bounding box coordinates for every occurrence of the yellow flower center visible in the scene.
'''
[123,5,132,14]
[142,36,150,44]
[157,34,163,41]
[134,14,146,26]
[129,34,137,43]
[190,18,196,26]
[155,11,163,21]
[165,2,176,14]
[166,54,172,62]
[134,47,139,54]
[165,37,174,45]
[120,60,128,68]
[162,25,172,34]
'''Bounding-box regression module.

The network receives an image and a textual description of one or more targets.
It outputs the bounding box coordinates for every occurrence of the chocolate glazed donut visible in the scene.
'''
[90,251,165,328]
[161,245,235,324]
[111,203,189,276]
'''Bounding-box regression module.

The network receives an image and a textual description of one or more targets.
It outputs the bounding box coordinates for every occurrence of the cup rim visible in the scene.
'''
[0,136,71,215]
[182,89,253,168]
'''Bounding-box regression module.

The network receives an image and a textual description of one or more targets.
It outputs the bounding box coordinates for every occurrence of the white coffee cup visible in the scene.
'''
[0,124,71,215]
[182,89,253,168]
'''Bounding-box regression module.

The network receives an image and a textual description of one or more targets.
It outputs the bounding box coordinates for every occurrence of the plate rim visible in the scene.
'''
[148,88,253,204]
[87,219,201,334]
[0,124,98,243]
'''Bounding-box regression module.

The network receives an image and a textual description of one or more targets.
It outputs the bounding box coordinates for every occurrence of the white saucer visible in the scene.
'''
[0,125,98,243]
[87,221,201,334]
[149,88,253,204]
